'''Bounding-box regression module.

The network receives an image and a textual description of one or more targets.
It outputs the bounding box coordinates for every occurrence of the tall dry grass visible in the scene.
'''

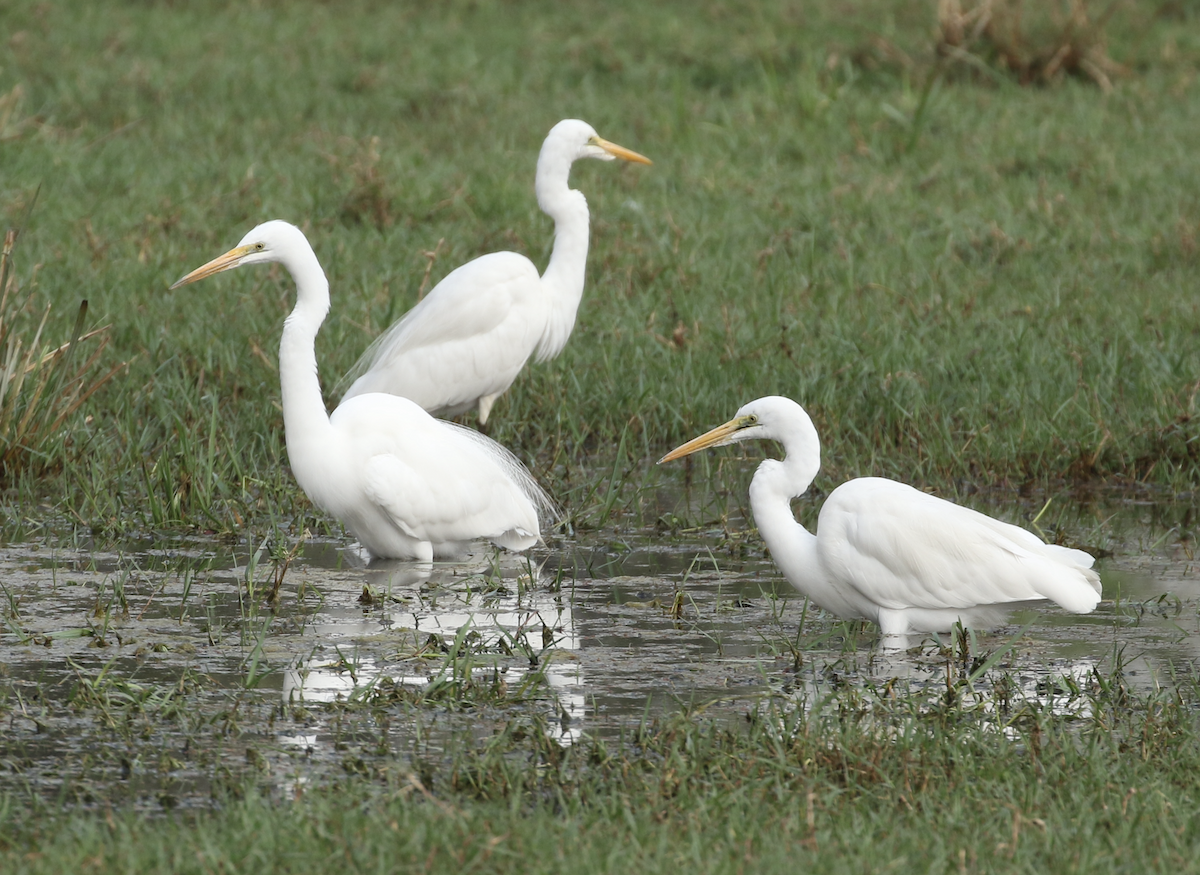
[0,227,122,479]
[937,0,1127,90]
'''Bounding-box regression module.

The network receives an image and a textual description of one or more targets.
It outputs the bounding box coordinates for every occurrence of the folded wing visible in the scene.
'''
[817,478,1101,615]
[339,252,544,417]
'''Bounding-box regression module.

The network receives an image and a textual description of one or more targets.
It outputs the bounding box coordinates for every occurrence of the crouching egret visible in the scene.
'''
[171,220,553,562]
[659,396,1101,636]
[339,119,651,424]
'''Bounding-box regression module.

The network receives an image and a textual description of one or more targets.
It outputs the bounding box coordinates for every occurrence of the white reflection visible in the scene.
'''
[278,733,317,749]
[278,556,587,749]
[1005,658,1099,723]
[783,647,1106,732]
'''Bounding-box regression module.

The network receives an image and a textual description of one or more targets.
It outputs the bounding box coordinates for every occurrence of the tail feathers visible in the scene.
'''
[1043,543,1098,571]
[1041,543,1103,601]
[1035,566,1103,614]
[445,420,561,527]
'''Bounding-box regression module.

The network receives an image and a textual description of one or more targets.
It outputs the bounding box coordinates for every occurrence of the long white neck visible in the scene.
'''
[749,457,822,594]
[534,147,590,362]
[276,245,335,488]
[747,412,867,620]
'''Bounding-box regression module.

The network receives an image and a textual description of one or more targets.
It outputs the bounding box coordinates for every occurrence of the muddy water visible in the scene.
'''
[0,488,1196,810]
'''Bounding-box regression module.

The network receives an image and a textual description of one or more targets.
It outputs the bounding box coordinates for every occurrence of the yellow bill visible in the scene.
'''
[659,415,754,464]
[169,243,258,289]
[590,136,652,165]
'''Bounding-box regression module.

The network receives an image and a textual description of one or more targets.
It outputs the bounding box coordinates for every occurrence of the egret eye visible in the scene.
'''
[337,119,648,424]
[662,395,1103,636]
[170,220,553,561]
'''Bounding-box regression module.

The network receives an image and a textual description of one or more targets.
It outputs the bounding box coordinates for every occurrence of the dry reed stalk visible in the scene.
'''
[0,227,124,477]
[937,0,1127,92]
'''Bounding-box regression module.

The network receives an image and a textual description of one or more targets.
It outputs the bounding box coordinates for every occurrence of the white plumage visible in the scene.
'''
[660,396,1101,636]
[339,119,651,424]
[171,221,553,561]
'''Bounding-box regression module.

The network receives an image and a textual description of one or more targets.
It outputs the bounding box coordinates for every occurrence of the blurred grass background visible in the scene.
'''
[1,0,1198,537]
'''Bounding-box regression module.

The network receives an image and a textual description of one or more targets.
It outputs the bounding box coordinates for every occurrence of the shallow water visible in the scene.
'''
[0,488,1197,810]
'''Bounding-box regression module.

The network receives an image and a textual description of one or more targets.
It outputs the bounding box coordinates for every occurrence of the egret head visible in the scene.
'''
[659,396,817,464]
[170,220,307,288]
[545,119,652,166]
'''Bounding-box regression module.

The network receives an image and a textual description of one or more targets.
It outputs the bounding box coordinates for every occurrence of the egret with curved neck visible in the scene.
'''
[660,396,1102,637]
[339,119,651,424]
[171,220,553,562]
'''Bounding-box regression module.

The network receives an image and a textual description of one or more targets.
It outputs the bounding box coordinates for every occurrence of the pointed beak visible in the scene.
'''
[169,244,256,289]
[591,136,652,165]
[659,417,746,464]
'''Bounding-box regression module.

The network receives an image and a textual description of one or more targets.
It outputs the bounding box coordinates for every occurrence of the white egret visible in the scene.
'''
[339,119,651,424]
[659,396,1101,636]
[171,220,553,562]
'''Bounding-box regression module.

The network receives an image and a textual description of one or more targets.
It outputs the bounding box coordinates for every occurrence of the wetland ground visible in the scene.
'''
[3,0,1200,871]
[4,475,1200,872]
[1,486,1197,809]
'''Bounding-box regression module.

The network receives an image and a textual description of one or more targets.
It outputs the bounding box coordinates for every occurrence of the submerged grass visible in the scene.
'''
[0,0,1197,540]
[5,661,1200,873]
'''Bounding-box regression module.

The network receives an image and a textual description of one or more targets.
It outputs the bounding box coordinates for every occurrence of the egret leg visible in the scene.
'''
[877,609,910,637]
[877,631,912,652]
[477,393,499,426]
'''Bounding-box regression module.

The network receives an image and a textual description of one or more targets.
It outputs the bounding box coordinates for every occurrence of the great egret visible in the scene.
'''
[339,119,651,424]
[659,396,1101,636]
[171,220,553,562]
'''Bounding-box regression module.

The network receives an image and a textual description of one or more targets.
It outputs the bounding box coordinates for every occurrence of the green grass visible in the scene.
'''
[3,0,1200,870]
[1,0,1199,538]
[6,662,1200,874]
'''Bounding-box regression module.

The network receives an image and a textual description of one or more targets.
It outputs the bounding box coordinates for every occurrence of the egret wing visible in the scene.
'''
[441,420,558,523]
[817,479,1100,613]
[338,252,543,411]
[360,425,543,550]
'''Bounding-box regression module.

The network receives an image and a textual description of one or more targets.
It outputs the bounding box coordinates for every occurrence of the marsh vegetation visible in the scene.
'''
[2,0,1199,871]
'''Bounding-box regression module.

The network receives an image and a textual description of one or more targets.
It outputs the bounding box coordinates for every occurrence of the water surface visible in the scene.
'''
[0,488,1196,809]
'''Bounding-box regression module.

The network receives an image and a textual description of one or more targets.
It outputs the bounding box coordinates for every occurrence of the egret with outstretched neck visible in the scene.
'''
[339,119,651,424]
[171,220,553,562]
[660,396,1101,636]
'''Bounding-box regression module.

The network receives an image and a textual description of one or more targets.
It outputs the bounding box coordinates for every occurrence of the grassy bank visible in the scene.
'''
[0,0,1198,539]
[5,662,1200,874]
